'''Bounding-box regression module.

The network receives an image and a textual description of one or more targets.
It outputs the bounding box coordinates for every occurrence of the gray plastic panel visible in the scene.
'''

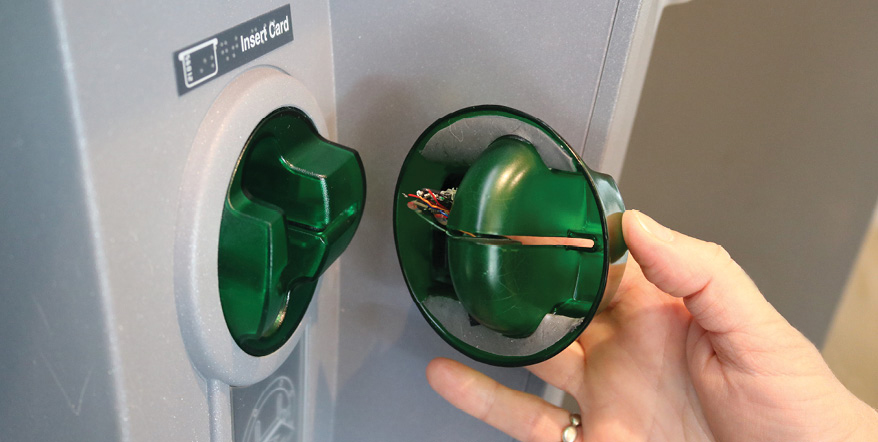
[0,2,120,441]
[2,1,340,441]
[421,115,578,172]
[329,2,624,441]
[232,342,305,442]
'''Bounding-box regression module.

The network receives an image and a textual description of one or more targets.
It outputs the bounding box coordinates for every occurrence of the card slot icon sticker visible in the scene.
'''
[178,39,219,89]
[172,5,293,95]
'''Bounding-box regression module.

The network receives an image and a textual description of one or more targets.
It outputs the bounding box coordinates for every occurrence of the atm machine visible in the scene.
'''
[0,0,682,440]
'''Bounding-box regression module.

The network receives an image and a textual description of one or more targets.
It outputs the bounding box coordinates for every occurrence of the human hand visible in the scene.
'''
[426,210,878,441]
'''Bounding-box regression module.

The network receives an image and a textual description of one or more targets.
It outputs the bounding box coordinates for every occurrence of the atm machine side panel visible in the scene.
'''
[1,1,340,441]
[0,2,121,440]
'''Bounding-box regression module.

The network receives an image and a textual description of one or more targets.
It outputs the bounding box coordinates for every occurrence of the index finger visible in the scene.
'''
[427,358,582,442]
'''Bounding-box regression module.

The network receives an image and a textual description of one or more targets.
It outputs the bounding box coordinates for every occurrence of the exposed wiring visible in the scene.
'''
[407,193,445,211]
[404,187,456,226]
[426,189,448,211]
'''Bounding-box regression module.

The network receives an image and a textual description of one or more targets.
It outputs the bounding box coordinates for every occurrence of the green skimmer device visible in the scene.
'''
[394,106,626,366]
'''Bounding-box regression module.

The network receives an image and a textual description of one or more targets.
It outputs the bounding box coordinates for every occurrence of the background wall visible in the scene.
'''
[621,0,878,347]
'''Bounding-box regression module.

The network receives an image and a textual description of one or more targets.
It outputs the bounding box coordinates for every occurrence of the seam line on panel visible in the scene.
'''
[48,1,131,439]
[578,0,623,158]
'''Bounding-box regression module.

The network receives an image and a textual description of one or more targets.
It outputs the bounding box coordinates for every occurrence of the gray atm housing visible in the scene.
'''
[0,0,679,440]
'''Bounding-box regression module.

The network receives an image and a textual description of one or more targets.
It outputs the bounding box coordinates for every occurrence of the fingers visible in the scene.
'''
[426,358,580,442]
[526,342,587,399]
[621,210,779,335]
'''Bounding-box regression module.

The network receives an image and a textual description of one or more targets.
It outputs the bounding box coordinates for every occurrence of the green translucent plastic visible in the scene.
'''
[447,136,604,337]
[393,105,625,366]
[218,107,365,356]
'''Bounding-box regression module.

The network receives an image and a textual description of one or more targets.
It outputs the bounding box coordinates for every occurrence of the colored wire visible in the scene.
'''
[426,189,448,211]
[407,200,428,210]
[407,194,444,211]
[407,196,448,220]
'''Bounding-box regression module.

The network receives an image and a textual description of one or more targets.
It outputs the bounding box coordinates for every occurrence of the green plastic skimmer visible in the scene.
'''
[393,105,626,367]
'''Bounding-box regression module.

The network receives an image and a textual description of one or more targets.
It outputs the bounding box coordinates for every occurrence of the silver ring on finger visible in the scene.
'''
[562,413,581,442]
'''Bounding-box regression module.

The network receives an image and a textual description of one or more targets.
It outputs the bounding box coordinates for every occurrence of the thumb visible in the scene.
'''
[622,210,781,335]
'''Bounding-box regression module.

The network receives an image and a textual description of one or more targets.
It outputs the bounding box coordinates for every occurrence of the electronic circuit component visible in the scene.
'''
[404,188,456,225]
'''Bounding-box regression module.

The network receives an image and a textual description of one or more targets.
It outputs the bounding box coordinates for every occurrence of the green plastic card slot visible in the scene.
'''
[218,107,366,356]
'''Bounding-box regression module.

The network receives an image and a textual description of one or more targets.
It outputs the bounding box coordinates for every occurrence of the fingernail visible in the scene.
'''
[632,210,674,242]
